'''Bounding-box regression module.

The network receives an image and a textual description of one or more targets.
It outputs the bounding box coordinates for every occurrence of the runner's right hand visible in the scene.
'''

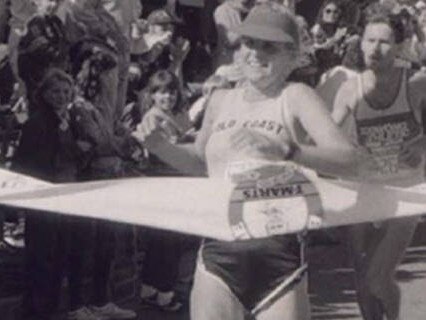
[132,114,179,150]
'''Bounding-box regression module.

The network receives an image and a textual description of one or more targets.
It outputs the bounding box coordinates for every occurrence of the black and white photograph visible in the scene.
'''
[0,0,426,319]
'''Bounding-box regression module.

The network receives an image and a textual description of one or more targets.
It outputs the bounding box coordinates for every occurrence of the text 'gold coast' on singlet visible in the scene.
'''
[204,87,295,178]
[352,68,424,186]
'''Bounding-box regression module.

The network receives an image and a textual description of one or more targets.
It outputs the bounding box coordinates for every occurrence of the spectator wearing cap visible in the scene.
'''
[213,0,255,68]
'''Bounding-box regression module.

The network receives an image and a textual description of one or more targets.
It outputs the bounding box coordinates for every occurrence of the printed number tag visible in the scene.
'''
[227,162,323,240]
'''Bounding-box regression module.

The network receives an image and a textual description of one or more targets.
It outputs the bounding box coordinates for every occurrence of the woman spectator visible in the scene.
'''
[137,70,198,312]
[311,0,355,75]
[332,4,426,319]
[133,3,357,319]
[140,70,192,146]
[12,68,93,320]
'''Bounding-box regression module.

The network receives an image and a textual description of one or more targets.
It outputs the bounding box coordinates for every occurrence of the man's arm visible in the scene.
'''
[287,83,357,178]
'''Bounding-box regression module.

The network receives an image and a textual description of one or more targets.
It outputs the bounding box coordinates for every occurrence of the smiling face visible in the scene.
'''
[151,88,178,112]
[238,36,298,90]
[321,2,341,24]
[361,22,397,71]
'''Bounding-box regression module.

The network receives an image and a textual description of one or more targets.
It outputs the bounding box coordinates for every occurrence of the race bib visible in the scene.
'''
[226,161,323,240]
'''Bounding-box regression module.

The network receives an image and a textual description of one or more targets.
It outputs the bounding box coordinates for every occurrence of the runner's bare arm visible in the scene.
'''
[287,83,357,177]
[398,73,426,165]
[132,90,225,176]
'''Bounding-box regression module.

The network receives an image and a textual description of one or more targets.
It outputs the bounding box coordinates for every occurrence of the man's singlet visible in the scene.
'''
[348,68,424,186]
[201,86,304,311]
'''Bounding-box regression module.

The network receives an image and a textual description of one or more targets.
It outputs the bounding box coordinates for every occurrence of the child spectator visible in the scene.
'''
[137,70,199,312]
[140,69,192,145]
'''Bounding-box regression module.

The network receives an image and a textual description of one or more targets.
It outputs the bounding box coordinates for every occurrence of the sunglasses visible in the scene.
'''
[324,8,340,15]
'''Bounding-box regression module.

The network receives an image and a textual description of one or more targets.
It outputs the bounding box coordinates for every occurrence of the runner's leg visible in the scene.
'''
[190,261,247,320]
[350,223,384,320]
[363,217,418,320]
[257,275,310,320]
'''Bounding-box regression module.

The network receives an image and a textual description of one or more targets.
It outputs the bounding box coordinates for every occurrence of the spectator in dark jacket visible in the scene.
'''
[13,68,93,320]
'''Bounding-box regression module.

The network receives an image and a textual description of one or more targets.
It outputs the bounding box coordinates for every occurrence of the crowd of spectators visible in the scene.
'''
[0,0,426,320]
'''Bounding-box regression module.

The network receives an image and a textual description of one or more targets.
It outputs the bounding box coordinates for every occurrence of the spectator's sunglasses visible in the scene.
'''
[323,7,341,16]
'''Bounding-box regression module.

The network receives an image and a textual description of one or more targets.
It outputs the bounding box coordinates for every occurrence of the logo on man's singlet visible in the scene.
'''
[226,162,323,240]
[357,112,420,177]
